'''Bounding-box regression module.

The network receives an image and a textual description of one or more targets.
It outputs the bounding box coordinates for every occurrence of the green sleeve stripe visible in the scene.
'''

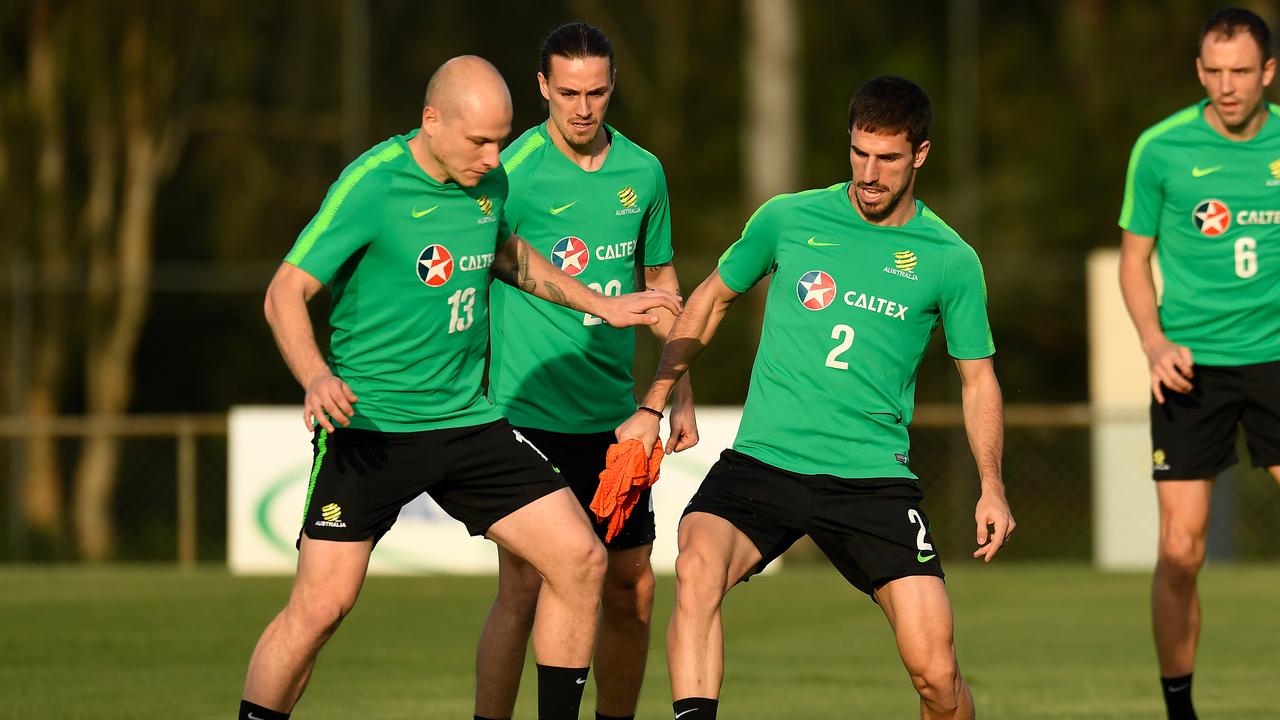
[301,429,329,523]
[286,143,403,265]
[1119,105,1200,229]
[502,132,545,174]
[718,185,840,266]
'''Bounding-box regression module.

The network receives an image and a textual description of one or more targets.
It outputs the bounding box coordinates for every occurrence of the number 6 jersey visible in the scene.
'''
[1120,100,1280,366]
[718,183,994,479]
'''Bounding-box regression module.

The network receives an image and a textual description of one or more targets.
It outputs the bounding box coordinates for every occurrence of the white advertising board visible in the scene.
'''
[228,405,749,575]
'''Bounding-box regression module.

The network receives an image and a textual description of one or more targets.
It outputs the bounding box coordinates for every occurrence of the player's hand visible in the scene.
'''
[594,288,682,328]
[304,373,358,432]
[616,411,662,456]
[1146,339,1194,404]
[973,486,1015,563]
[666,400,699,454]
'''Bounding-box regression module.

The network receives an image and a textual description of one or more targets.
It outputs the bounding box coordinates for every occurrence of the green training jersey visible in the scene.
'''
[488,123,674,432]
[284,130,509,431]
[1120,100,1280,365]
[719,184,995,479]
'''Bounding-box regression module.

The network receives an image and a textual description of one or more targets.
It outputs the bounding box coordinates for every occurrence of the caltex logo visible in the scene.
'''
[552,236,590,276]
[1192,199,1231,237]
[417,244,454,286]
[796,270,836,310]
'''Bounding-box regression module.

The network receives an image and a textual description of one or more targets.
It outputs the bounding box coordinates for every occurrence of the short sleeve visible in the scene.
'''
[940,243,996,359]
[486,167,514,248]
[284,164,384,284]
[717,199,781,293]
[640,160,674,265]
[1118,134,1164,237]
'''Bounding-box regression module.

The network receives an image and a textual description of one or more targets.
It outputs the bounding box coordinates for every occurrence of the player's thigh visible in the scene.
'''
[679,449,809,589]
[1239,359,1280,474]
[1149,365,1243,480]
[289,534,375,614]
[1155,480,1213,541]
[429,419,571,538]
[487,487,602,576]
[496,544,543,598]
[874,575,957,670]
[808,477,943,598]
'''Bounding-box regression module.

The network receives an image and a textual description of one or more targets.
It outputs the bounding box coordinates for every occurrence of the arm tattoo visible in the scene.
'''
[516,242,536,294]
[544,280,568,306]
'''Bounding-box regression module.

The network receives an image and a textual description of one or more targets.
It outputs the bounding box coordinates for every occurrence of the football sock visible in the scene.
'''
[536,664,589,720]
[238,700,289,720]
[597,713,635,720]
[474,716,510,720]
[1160,674,1196,720]
[672,697,718,719]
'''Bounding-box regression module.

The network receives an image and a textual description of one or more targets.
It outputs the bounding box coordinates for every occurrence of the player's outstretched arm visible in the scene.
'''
[492,234,682,328]
[264,262,357,432]
[643,262,698,453]
[955,356,1015,562]
[618,269,741,454]
[1118,230,1194,403]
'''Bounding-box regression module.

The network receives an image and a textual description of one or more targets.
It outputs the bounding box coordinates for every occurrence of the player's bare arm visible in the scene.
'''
[263,262,358,432]
[955,356,1015,562]
[492,234,682,328]
[618,269,740,453]
[642,262,699,453]
[1118,230,1195,403]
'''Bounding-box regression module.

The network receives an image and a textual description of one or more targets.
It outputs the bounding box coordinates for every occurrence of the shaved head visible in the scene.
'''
[411,55,512,187]
[424,55,512,120]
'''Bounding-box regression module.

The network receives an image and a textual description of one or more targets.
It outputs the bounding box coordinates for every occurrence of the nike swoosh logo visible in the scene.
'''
[917,552,937,563]
[411,206,439,218]
[675,710,698,718]
[1166,683,1190,693]
[1191,166,1222,178]
[550,201,576,215]
[807,237,839,247]
[575,677,587,685]
[248,714,267,720]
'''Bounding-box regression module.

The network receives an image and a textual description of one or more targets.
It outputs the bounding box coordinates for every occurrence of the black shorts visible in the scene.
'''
[299,419,567,543]
[515,426,656,550]
[1150,360,1280,480]
[683,449,943,597]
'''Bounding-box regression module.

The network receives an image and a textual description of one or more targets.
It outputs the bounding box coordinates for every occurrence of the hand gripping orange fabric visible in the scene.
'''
[589,439,664,542]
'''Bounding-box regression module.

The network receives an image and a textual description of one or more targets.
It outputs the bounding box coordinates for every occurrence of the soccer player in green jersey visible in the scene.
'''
[618,76,1014,720]
[236,56,681,720]
[475,23,697,720]
[1119,8,1280,719]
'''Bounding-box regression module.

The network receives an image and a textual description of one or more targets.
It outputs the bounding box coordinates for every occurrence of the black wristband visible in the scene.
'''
[635,405,664,420]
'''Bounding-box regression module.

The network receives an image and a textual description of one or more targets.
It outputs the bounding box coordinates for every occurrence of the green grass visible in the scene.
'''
[0,563,1276,719]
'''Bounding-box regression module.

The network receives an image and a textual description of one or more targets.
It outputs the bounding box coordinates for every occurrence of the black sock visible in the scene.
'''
[1160,674,1197,720]
[672,697,718,719]
[536,664,589,720]
[475,716,511,720]
[597,713,635,720]
[238,700,289,720]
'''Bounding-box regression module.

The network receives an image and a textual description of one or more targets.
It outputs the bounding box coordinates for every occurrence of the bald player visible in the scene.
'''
[236,56,681,720]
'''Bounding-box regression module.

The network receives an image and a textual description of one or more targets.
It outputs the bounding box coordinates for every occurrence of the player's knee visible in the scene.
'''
[287,591,355,640]
[673,549,727,612]
[603,564,655,622]
[498,563,543,613]
[1158,530,1205,576]
[547,534,607,591]
[907,656,961,710]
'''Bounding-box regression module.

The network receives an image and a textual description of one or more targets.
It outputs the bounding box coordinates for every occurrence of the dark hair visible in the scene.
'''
[847,76,932,149]
[1201,6,1272,60]
[539,22,615,77]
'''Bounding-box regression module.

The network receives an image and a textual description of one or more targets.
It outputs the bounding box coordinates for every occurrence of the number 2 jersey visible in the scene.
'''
[1120,100,1280,366]
[488,123,674,433]
[283,130,507,431]
[719,184,995,479]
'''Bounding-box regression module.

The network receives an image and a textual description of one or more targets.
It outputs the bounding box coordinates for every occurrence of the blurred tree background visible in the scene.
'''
[1,0,1275,558]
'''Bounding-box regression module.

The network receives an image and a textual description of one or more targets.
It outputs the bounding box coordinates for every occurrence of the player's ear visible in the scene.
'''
[1195,56,1207,87]
[1263,57,1276,87]
[422,106,439,137]
[912,140,931,169]
[538,72,551,101]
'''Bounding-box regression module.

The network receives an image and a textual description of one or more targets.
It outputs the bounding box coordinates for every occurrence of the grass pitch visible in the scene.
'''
[1,563,1275,719]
